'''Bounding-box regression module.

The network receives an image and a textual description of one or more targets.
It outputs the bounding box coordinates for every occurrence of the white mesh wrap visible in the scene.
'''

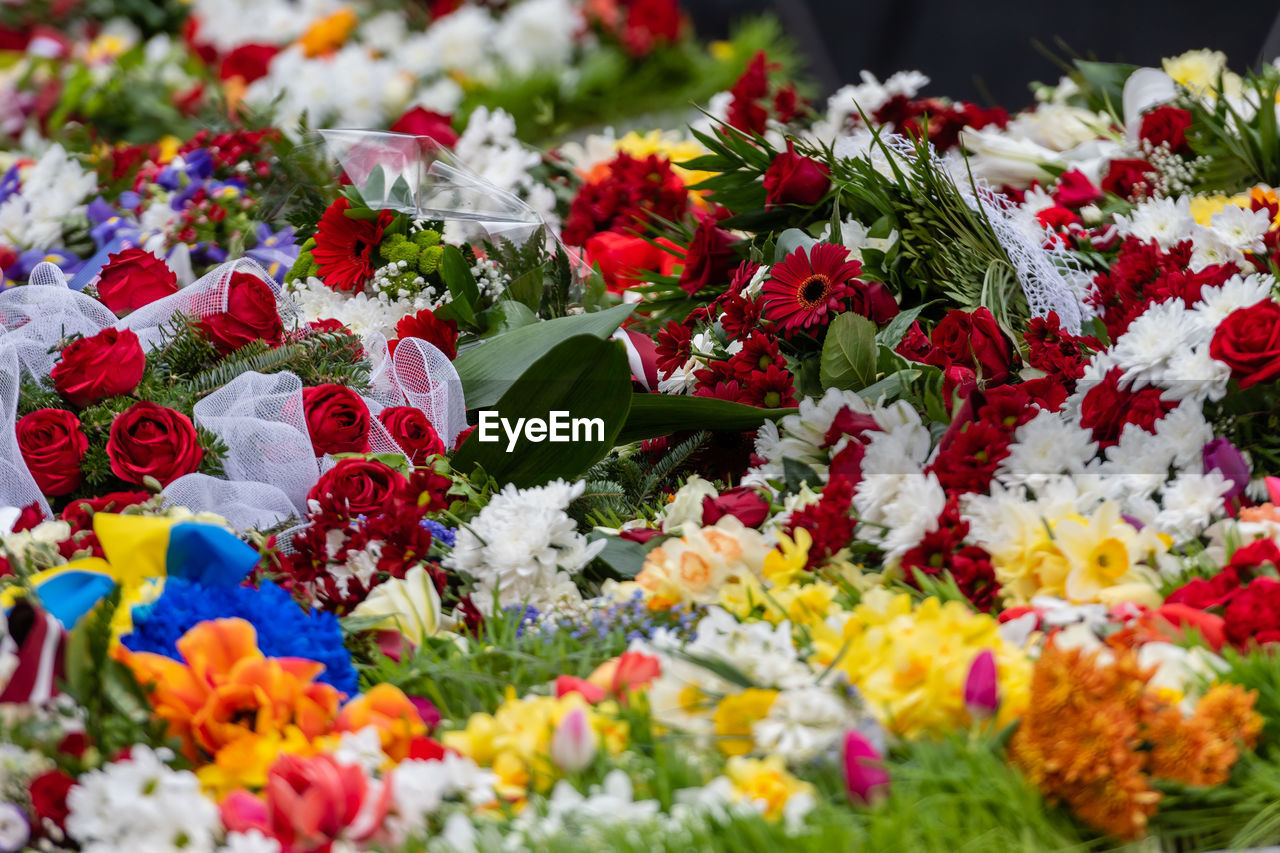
[0,262,116,379]
[117,257,301,350]
[881,134,1090,334]
[390,338,467,448]
[162,473,298,532]
[191,371,321,512]
[0,345,51,517]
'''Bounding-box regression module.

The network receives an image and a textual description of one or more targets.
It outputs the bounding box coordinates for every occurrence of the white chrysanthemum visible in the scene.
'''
[66,747,219,853]
[445,479,604,612]
[220,830,282,853]
[1192,273,1276,326]
[492,0,578,76]
[1189,224,1246,271]
[388,754,497,843]
[752,686,860,764]
[1154,470,1231,541]
[854,469,946,560]
[1161,344,1231,402]
[1209,205,1271,253]
[0,144,96,248]
[419,4,498,79]
[1152,400,1215,469]
[1111,298,1198,386]
[998,409,1098,487]
[1116,196,1194,249]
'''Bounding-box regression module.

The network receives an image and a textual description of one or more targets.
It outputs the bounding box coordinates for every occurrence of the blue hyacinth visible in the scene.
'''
[122,579,359,696]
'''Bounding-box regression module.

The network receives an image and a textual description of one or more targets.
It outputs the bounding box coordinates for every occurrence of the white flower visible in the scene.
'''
[955,127,1058,187]
[1192,273,1276,327]
[388,754,496,843]
[1116,196,1194,249]
[66,747,219,853]
[492,0,578,76]
[1209,205,1271,253]
[752,686,860,763]
[1111,298,1197,387]
[658,357,699,395]
[0,802,28,852]
[1154,470,1231,541]
[659,476,719,533]
[220,830,283,853]
[1189,224,1246,271]
[444,479,604,611]
[998,409,1098,487]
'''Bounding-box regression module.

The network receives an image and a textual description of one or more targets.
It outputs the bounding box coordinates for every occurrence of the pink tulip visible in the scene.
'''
[842,730,889,805]
[964,649,999,719]
[550,707,597,773]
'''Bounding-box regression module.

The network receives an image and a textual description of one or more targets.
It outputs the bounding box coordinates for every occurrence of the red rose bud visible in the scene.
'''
[16,409,88,497]
[677,218,737,295]
[106,402,205,487]
[762,140,830,207]
[842,729,890,806]
[963,648,999,719]
[1053,169,1103,209]
[51,328,146,408]
[196,271,285,355]
[389,106,459,147]
[1202,437,1251,500]
[94,248,178,315]
[925,307,1015,384]
[1209,299,1280,389]
[700,486,770,528]
[1138,106,1193,156]
[302,383,371,457]
[378,406,445,466]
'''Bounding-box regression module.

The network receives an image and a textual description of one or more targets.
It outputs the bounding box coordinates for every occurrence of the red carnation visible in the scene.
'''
[1078,367,1176,449]
[28,769,75,832]
[393,308,459,360]
[218,43,278,84]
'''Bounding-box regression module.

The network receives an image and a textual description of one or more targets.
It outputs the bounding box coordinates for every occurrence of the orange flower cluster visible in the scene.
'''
[116,618,429,794]
[1010,642,1262,840]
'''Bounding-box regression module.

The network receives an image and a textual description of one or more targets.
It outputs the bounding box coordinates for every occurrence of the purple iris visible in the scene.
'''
[0,164,19,206]
[245,223,299,283]
[156,148,215,190]
[7,248,84,281]
[86,197,140,249]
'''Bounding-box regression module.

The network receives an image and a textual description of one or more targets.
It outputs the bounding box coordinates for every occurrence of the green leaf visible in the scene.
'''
[782,458,823,494]
[478,300,538,337]
[450,334,632,486]
[1073,60,1139,119]
[875,302,930,348]
[617,393,795,445]
[454,303,634,410]
[820,312,877,391]
[587,532,649,579]
[773,227,819,262]
[858,369,921,404]
[440,246,480,326]
[362,166,385,204]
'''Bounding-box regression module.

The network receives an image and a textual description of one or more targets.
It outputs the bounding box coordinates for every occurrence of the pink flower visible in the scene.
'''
[550,707,597,773]
[842,730,889,805]
[964,649,999,719]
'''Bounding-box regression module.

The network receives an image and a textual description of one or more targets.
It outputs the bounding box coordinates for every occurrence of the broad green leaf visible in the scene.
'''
[820,311,878,391]
[362,165,385,204]
[618,393,795,445]
[450,334,632,486]
[478,300,538,337]
[587,532,649,579]
[875,302,930,348]
[857,369,920,404]
[440,246,480,326]
[454,303,634,410]
[773,227,819,262]
[783,457,823,494]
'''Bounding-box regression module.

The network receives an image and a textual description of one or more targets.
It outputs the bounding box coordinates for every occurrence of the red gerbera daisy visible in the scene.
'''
[312,197,393,292]
[761,243,863,334]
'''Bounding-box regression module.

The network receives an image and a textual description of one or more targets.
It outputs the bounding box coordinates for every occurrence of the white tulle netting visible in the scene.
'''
[0,346,51,517]
[0,257,467,529]
[878,134,1090,334]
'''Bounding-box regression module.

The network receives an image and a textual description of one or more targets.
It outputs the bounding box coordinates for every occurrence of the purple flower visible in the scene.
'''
[9,248,83,281]
[246,224,300,283]
[1203,438,1250,500]
[0,164,21,206]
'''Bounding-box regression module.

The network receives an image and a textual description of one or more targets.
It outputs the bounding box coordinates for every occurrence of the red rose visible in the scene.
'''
[924,307,1015,384]
[28,769,75,831]
[378,406,445,465]
[701,486,769,527]
[302,384,371,456]
[196,271,285,355]
[106,402,204,487]
[50,328,146,408]
[16,409,87,496]
[94,248,178,315]
[218,43,278,84]
[894,320,933,362]
[1209,300,1280,389]
[307,457,407,517]
[389,106,459,147]
[1101,158,1156,201]
[585,231,681,293]
[1054,169,1103,208]
[677,218,737,295]
[393,309,459,360]
[848,279,900,325]
[621,0,682,56]
[762,140,830,208]
[1138,106,1193,156]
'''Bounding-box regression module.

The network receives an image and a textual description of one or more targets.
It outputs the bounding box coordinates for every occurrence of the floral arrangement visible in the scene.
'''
[6,4,1280,848]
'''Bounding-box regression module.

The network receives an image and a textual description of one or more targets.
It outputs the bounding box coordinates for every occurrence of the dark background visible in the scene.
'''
[688,0,1280,109]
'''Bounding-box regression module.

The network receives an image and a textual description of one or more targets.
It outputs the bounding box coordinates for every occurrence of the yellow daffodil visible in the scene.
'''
[712,689,778,756]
